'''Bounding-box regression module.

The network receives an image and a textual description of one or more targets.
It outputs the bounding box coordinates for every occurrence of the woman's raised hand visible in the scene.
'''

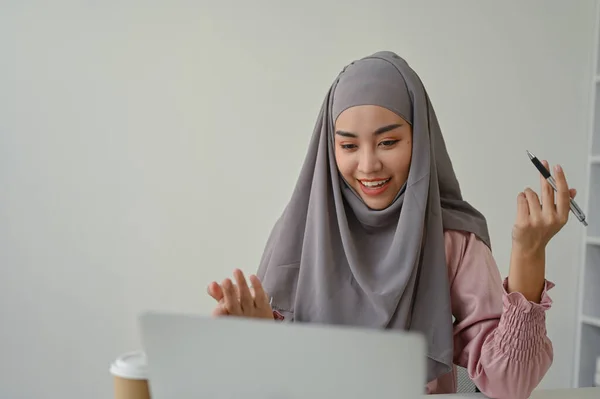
[512,160,577,255]
[207,269,274,320]
[508,160,577,302]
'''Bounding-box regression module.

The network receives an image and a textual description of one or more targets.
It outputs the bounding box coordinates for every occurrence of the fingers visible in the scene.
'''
[249,274,270,310]
[209,271,270,319]
[524,188,541,221]
[540,160,555,215]
[516,191,529,225]
[553,164,570,224]
[222,278,242,315]
[570,188,577,199]
[234,269,254,313]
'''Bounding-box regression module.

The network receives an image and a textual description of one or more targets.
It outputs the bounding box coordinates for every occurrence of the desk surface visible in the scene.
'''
[432,387,600,398]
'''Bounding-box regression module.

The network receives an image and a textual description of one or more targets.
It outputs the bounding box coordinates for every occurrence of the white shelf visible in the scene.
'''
[582,315,600,328]
[574,0,600,388]
[582,244,600,320]
[587,164,600,238]
[594,84,600,156]
[577,323,600,387]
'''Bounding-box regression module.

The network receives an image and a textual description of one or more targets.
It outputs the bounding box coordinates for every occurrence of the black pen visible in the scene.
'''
[526,150,587,226]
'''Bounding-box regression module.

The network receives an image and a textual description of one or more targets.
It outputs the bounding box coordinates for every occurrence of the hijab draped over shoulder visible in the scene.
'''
[256,51,490,382]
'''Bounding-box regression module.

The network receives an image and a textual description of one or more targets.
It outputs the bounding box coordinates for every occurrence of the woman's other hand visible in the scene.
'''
[207,269,274,320]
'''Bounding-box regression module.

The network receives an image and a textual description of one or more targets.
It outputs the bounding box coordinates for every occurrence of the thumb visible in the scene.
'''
[211,302,229,317]
[207,281,224,302]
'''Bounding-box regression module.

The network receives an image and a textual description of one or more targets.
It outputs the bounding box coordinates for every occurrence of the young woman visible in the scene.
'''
[206,51,576,398]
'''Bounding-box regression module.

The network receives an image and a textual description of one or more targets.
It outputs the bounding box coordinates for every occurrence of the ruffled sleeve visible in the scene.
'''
[445,230,553,399]
[496,278,554,362]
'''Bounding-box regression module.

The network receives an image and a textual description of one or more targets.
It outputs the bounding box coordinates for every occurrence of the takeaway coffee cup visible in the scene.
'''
[110,351,150,399]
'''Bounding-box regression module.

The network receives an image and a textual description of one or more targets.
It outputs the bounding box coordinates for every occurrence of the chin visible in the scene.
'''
[362,197,394,210]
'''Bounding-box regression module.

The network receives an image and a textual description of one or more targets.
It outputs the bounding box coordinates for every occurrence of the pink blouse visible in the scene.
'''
[428,229,554,398]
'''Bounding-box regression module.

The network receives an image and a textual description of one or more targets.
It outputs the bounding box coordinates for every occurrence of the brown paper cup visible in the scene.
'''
[110,351,150,399]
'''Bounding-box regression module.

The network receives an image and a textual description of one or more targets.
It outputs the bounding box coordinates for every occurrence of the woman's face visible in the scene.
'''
[334,105,413,210]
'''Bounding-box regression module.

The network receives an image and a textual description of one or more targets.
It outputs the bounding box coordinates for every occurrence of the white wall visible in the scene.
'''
[0,1,595,397]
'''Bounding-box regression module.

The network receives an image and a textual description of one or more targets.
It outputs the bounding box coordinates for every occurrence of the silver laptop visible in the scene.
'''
[138,311,426,399]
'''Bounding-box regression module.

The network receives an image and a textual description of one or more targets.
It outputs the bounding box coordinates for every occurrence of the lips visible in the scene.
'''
[357,178,392,196]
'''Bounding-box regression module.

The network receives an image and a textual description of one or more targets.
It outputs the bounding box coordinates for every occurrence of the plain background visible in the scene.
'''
[0,0,596,398]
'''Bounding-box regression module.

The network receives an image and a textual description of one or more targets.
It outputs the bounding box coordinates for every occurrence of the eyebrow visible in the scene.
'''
[335,123,403,138]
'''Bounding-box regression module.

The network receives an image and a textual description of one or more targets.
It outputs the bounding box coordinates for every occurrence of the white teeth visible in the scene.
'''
[360,179,390,187]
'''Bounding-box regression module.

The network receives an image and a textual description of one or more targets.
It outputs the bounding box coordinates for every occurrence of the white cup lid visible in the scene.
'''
[110,351,148,380]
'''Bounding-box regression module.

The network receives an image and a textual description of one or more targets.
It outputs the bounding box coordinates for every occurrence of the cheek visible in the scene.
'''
[334,148,356,179]
[385,144,412,176]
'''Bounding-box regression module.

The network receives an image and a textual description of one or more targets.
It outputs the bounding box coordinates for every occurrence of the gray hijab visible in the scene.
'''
[257,51,490,382]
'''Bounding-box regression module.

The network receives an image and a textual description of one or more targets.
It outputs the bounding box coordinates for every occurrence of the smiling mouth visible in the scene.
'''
[359,178,391,188]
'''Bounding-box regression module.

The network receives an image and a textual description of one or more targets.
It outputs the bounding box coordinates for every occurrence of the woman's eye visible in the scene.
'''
[341,144,357,150]
[380,140,399,147]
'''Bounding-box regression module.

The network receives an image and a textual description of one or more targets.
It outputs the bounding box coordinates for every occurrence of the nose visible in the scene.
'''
[357,148,382,175]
